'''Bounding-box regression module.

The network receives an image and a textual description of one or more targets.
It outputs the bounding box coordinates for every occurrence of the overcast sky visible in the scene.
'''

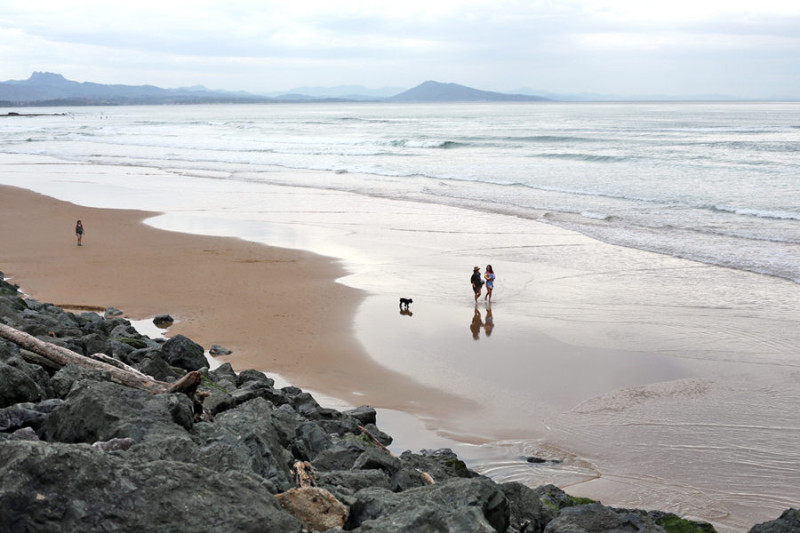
[1,0,798,98]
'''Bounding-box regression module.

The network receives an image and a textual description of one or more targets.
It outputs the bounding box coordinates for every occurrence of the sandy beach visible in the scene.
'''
[2,159,799,532]
[0,185,467,420]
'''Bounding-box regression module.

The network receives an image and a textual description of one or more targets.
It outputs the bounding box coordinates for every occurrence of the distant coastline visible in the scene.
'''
[0,72,548,107]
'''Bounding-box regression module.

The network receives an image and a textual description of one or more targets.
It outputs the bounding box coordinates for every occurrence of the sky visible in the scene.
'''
[1,0,799,99]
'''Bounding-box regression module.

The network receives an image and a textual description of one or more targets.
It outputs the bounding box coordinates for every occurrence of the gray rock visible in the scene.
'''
[0,404,47,432]
[50,364,112,398]
[749,509,800,533]
[353,446,402,476]
[543,503,664,533]
[210,344,232,356]
[79,332,111,356]
[501,481,556,533]
[103,307,124,319]
[0,440,303,532]
[293,421,334,461]
[398,448,476,483]
[161,334,207,371]
[236,368,274,387]
[319,469,392,495]
[349,477,509,532]
[135,352,185,383]
[345,405,377,425]
[0,361,46,407]
[191,397,296,492]
[152,314,174,327]
[42,380,193,443]
[312,440,369,472]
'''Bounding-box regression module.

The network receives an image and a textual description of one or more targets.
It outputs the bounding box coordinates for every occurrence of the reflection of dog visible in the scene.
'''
[399,298,413,310]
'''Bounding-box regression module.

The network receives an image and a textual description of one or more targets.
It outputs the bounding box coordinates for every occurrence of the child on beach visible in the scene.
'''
[484,265,495,302]
[75,220,84,246]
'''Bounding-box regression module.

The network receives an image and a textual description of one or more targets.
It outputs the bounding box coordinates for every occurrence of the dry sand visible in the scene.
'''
[0,185,469,418]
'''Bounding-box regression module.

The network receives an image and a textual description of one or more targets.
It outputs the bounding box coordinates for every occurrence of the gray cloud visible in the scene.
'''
[0,1,798,98]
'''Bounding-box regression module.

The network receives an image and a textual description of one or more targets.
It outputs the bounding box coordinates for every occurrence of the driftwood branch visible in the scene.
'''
[0,322,200,397]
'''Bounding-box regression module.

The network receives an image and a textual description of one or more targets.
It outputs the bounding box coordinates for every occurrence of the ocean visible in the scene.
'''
[2,102,800,532]
[2,101,799,283]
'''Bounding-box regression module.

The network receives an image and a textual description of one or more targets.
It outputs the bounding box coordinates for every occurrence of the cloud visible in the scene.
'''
[1,0,798,97]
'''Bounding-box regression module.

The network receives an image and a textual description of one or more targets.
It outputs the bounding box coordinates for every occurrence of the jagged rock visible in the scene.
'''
[749,509,800,533]
[134,352,185,382]
[0,361,47,407]
[0,404,46,432]
[236,368,274,387]
[398,448,475,483]
[190,397,296,492]
[312,440,369,472]
[50,364,112,398]
[501,481,557,533]
[160,334,206,371]
[348,477,509,532]
[0,440,303,532]
[103,307,124,319]
[42,380,194,443]
[345,405,377,425]
[293,421,334,461]
[353,446,401,476]
[319,469,392,495]
[543,502,664,533]
[276,487,349,531]
[9,426,39,440]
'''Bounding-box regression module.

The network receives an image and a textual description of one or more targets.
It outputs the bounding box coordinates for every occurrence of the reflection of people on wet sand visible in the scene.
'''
[484,305,494,337]
[400,308,413,317]
[470,306,483,340]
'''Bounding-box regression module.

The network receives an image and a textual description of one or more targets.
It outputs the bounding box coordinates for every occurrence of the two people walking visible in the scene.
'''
[470,265,495,303]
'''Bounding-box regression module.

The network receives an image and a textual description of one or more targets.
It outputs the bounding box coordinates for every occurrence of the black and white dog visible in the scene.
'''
[399,298,413,310]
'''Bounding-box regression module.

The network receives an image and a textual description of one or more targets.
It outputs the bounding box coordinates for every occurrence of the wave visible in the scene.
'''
[710,205,800,222]
[387,139,468,149]
[501,135,601,144]
[532,153,632,163]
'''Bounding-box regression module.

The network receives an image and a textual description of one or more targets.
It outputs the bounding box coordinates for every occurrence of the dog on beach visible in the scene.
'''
[399,298,413,310]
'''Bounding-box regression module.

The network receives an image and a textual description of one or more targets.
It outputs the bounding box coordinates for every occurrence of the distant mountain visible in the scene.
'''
[0,73,550,106]
[268,85,406,100]
[389,81,549,102]
[0,72,275,106]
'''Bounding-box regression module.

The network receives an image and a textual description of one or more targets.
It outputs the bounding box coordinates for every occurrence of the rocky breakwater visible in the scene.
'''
[1,271,797,532]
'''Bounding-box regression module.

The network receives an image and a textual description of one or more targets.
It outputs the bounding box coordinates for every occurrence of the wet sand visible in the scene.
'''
[0,185,469,419]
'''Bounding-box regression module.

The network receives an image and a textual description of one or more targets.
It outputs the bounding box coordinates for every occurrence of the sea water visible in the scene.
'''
[2,101,799,283]
[2,102,799,532]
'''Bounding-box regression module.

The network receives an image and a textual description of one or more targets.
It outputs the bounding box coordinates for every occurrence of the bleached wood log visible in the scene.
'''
[0,322,191,394]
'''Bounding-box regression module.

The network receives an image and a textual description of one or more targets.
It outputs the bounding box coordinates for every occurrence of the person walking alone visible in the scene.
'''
[75,220,84,246]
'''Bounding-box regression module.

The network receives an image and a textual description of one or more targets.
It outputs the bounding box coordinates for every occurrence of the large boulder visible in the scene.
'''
[188,397,296,492]
[542,503,664,533]
[349,477,509,532]
[41,380,194,443]
[0,440,303,532]
[160,334,206,371]
[0,360,47,407]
